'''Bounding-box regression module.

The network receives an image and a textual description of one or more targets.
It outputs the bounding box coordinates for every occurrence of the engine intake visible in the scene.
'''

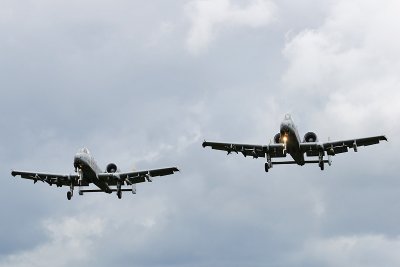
[274,133,281,143]
[303,132,318,142]
[106,163,118,173]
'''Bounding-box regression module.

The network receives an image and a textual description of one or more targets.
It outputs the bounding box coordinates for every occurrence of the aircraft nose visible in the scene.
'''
[280,123,290,134]
[74,154,83,166]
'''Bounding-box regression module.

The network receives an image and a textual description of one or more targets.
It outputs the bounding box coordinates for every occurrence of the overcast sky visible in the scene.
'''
[1,0,399,266]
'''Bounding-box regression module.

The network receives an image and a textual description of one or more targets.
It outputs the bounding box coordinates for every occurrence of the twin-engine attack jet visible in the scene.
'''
[202,114,387,172]
[11,148,179,200]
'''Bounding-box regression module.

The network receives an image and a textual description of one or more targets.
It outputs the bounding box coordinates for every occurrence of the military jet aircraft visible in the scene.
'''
[11,148,179,200]
[202,114,387,172]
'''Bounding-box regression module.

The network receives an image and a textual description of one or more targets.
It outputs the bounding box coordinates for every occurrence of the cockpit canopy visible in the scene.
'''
[78,147,90,154]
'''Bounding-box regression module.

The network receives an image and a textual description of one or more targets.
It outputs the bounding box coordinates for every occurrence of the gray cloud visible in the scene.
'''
[184,0,277,54]
[1,0,399,266]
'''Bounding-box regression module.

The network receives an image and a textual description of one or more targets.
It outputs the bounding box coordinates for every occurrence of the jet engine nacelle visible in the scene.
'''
[106,163,118,173]
[303,132,318,142]
[274,133,281,143]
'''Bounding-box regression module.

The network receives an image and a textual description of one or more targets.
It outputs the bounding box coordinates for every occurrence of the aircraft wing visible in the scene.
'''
[11,170,83,186]
[202,141,286,158]
[99,167,179,185]
[300,135,387,156]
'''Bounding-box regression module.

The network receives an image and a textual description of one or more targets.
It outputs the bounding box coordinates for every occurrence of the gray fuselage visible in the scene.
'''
[280,115,305,165]
[73,149,112,193]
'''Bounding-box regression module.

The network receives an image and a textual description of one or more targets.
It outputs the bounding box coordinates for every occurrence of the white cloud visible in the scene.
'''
[185,0,277,54]
[297,235,400,267]
[0,216,104,267]
[1,0,399,266]
[282,0,400,136]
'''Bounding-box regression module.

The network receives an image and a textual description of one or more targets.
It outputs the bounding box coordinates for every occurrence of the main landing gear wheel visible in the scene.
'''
[117,190,122,199]
[67,191,72,200]
[318,152,325,171]
[265,163,269,172]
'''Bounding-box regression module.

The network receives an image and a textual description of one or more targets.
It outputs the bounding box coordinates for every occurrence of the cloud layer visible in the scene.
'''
[185,0,277,54]
[0,0,399,266]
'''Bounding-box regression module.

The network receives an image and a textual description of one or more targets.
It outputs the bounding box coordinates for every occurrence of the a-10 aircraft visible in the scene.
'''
[11,148,179,200]
[202,114,387,172]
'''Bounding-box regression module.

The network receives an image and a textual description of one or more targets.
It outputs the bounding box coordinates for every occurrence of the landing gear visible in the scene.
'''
[265,153,272,172]
[319,161,324,171]
[117,182,122,199]
[318,152,324,171]
[67,181,74,200]
[282,135,288,154]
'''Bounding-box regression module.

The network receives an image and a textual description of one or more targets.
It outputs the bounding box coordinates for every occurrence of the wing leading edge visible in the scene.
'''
[98,167,179,185]
[300,135,387,156]
[202,141,286,158]
[11,170,82,186]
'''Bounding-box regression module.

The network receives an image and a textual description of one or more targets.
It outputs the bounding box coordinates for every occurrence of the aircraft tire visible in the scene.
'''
[319,162,324,171]
[117,190,122,199]
[67,191,72,200]
[265,163,269,172]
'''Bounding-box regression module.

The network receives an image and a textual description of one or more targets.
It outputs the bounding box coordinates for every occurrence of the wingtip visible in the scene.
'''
[202,140,207,148]
[170,167,180,172]
[383,135,388,141]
